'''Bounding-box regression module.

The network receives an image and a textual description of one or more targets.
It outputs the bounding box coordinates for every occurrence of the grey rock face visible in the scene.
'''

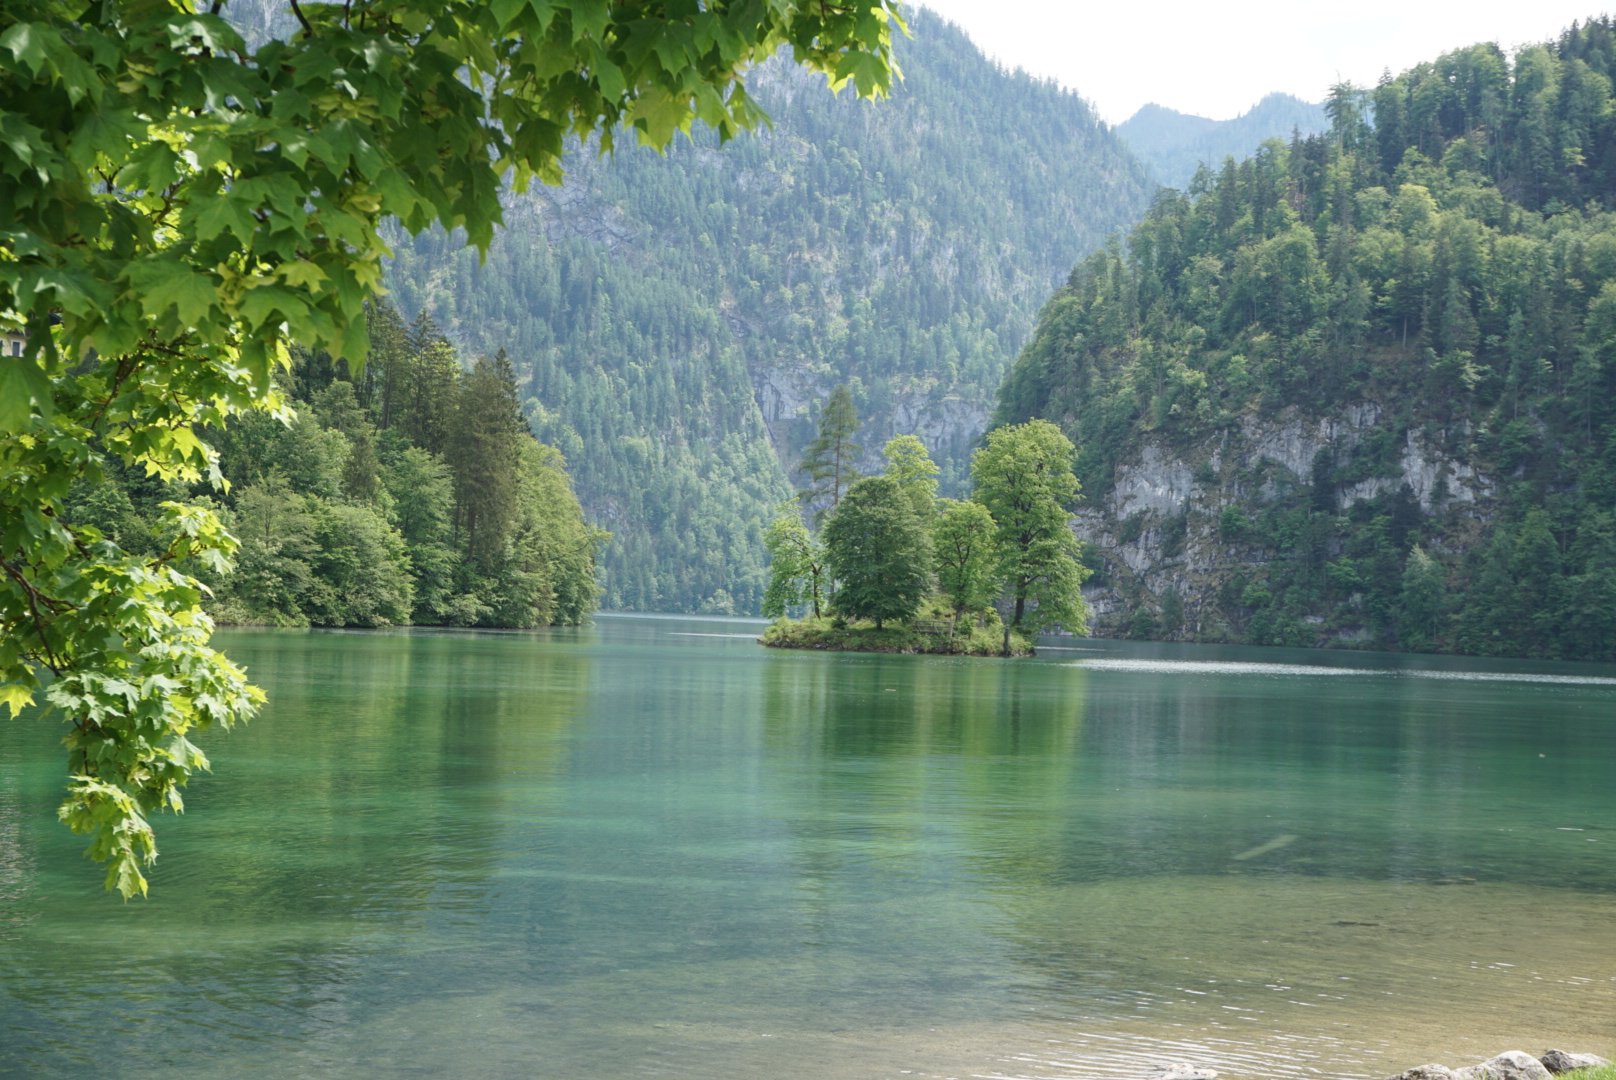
[1456,1052,1556,1080]
[1541,1051,1611,1075]
[1388,1066,1458,1080]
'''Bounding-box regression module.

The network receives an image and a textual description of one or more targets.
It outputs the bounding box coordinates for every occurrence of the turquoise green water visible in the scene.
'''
[2,616,1614,1080]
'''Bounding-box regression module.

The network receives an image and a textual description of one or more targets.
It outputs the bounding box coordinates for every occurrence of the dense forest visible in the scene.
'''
[996,17,1616,660]
[64,305,603,630]
[383,9,1154,614]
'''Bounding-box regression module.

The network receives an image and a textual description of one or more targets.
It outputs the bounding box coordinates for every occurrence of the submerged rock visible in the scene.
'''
[1541,1052,1611,1075]
[1388,1065,1458,1080]
[1151,1064,1218,1080]
[1454,1052,1555,1080]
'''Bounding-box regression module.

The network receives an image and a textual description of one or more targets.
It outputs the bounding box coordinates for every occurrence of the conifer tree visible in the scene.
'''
[799,386,863,520]
[449,351,530,568]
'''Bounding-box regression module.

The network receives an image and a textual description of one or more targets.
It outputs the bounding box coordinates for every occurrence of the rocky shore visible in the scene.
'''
[1389,1051,1611,1080]
[1149,1050,1610,1080]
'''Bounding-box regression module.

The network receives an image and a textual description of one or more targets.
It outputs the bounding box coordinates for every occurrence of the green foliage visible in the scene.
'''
[969,420,1092,633]
[762,502,827,619]
[933,498,999,618]
[383,9,1153,614]
[882,434,940,518]
[993,18,1616,661]
[822,475,934,629]
[2,0,896,896]
[209,311,604,630]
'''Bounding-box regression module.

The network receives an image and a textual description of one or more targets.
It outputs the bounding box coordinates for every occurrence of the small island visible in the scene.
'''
[758,392,1089,657]
[761,609,1036,657]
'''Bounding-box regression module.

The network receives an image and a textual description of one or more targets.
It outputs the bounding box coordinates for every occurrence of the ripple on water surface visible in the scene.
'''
[1,621,1612,1080]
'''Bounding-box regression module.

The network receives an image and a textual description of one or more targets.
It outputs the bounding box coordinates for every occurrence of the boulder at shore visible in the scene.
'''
[1542,1052,1611,1075]
[1453,1053,1555,1080]
[1388,1066,1458,1080]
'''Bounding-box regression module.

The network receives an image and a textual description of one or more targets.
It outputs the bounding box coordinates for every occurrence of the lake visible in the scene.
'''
[2,615,1613,1080]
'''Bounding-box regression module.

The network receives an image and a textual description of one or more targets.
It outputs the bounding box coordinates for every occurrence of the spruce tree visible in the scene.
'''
[448,351,530,568]
[799,385,863,520]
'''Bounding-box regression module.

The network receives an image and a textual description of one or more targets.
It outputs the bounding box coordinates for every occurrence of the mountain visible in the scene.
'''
[995,17,1616,661]
[382,9,1153,614]
[1117,94,1330,190]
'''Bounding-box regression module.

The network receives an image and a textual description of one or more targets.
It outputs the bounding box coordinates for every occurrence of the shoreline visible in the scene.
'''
[758,616,1037,656]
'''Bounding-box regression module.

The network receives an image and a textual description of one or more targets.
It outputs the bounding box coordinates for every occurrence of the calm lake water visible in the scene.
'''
[2,615,1614,1080]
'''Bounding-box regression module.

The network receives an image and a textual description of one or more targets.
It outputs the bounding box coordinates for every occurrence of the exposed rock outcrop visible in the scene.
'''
[1073,404,1500,644]
[1542,1051,1611,1075]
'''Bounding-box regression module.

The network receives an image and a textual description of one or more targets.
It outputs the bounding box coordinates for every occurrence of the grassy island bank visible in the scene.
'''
[760,614,1035,657]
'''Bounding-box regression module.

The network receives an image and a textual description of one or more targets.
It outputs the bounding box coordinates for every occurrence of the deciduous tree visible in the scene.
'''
[970,420,1091,634]
[763,503,827,619]
[933,498,999,620]
[0,0,900,896]
[882,434,939,518]
[823,476,932,629]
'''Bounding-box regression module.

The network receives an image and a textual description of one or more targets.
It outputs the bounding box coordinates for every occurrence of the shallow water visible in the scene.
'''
[1,617,1613,1079]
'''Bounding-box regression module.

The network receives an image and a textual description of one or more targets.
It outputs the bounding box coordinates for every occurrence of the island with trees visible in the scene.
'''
[761,389,1091,657]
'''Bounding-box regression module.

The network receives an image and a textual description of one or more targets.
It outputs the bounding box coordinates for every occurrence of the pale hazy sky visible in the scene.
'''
[914,0,1612,123]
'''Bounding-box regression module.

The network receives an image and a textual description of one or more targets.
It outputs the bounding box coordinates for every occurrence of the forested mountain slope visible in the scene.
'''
[996,17,1616,660]
[382,9,1153,613]
[1117,94,1329,190]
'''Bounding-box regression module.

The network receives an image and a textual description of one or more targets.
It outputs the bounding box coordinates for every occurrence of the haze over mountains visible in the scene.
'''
[1116,94,1331,190]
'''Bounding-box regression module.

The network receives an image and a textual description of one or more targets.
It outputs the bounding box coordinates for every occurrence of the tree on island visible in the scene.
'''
[823,476,934,629]
[933,499,1000,621]
[971,420,1092,638]
[882,434,940,518]
[0,0,901,898]
[762,503,829,619]
[799,385,864,521]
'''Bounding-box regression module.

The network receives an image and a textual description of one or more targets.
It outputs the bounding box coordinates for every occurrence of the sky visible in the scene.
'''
[915,0,1612,123]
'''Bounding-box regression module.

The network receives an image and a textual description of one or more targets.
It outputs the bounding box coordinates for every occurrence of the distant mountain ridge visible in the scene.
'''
[1117,94,1330,190]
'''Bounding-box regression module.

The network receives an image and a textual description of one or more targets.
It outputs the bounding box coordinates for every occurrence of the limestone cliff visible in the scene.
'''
[1074,404,1501,646]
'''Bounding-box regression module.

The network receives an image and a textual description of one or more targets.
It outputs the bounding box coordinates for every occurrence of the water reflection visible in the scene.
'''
[0,619,1611,1080]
